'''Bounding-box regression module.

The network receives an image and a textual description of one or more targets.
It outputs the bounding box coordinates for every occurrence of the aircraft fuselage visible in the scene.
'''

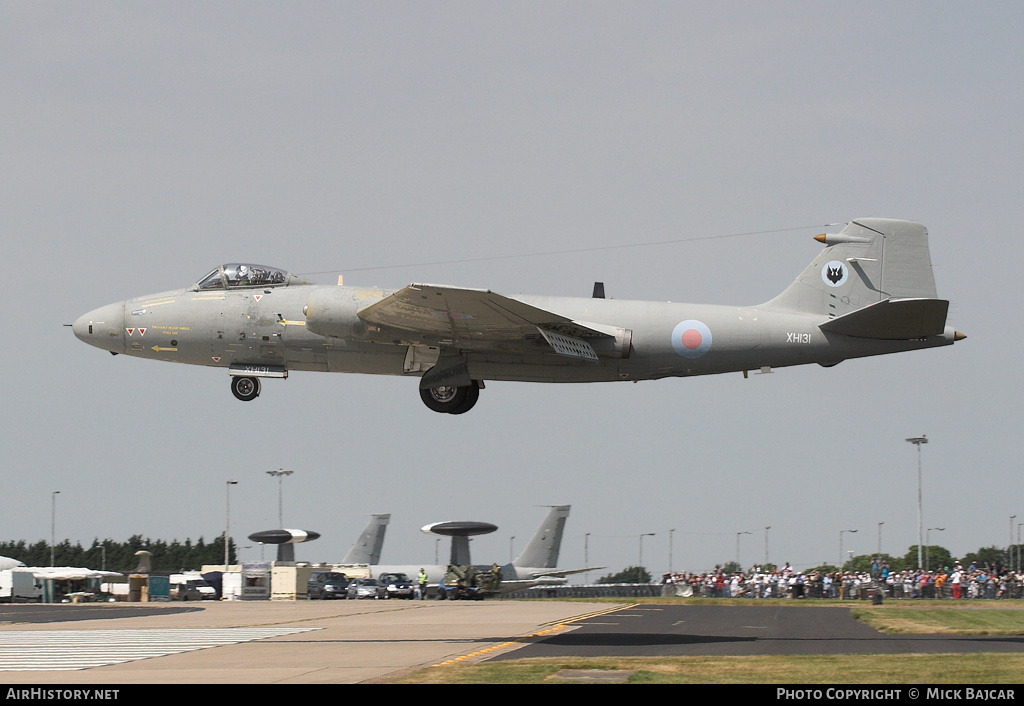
[72,220,964,412]
[74,283,956,382]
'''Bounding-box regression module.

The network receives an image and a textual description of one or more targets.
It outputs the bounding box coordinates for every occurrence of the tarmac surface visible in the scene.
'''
[0,599,616,684]
[494,603,1024,658]
[3,601,1024,684]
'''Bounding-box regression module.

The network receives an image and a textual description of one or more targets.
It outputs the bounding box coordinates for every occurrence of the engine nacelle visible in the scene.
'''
[304,288,371,340]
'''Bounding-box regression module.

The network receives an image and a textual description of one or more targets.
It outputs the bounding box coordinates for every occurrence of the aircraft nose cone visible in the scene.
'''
[73,302,125,354]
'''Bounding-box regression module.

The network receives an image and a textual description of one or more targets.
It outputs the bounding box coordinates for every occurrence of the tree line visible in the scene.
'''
[0,535,237,573]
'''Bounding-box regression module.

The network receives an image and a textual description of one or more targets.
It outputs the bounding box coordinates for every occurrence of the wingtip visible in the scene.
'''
[954,331,967,341]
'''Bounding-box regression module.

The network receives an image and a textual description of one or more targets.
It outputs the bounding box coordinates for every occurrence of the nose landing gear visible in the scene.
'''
[230,376,261,401]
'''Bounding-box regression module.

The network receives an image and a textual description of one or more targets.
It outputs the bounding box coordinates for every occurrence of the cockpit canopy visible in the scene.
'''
[196,264,289,290]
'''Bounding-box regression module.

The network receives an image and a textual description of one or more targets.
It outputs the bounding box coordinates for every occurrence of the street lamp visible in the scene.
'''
[225,480,238,571]
[266,469,293,527]
[638,533,655,571]
[926,527,945,571]
[584,533,591,584]
[509,536,515,564]
[906,435,928,569]
[839,529,858,570]
[736,531,752,568]
[1011,522,1019,573]
[1011,515,1017,571]
[877,521,884,557]
[669,528,675,574]
[764,526,771,568]
[50,491,60,567]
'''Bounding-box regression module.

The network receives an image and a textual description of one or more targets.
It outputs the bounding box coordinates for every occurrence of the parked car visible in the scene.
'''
[307,572,350,600]
[346,577,379,600]
[376,572,415,599]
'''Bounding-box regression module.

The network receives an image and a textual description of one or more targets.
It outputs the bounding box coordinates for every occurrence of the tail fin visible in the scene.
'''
[762,218,941,323]
[513,505,570,569]
[342,513,390,565]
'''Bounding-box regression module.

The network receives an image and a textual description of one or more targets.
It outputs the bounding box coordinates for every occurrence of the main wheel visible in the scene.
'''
[419,380,480,414]
[230,376,261,401]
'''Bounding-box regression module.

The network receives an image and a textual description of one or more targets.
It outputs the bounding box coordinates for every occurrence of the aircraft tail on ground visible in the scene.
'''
[342,513,390,565]
[512,505,570,569]
[762,218,951,338]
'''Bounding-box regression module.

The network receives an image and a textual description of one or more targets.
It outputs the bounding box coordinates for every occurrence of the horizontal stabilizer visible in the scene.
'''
[819,298,949,340]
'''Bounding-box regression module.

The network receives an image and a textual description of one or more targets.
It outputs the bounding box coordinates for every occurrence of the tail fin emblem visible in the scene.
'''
[821,261,848,287]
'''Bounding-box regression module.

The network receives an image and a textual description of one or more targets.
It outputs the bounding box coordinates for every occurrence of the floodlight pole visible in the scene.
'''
[266,469,293,527]
[906,436,928,569]
[50,491,60,567]
[225,480,238,571]
[764,526,771,567]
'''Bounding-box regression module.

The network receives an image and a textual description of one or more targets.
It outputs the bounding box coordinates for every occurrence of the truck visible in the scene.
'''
[436,564,502,601]
[0,570,41,603]
[169,572,218,601]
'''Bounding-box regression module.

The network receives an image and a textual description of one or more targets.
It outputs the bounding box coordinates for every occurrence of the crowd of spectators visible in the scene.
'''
[661,559,1023,600]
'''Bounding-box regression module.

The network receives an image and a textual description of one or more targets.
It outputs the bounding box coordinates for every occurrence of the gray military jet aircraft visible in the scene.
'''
[339,505,595,596]
[73,218,964,414]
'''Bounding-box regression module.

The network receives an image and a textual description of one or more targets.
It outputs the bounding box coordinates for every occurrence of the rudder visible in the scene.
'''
[513,505,570,569]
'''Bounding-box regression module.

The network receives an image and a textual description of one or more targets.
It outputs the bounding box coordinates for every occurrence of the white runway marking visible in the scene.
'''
[0,627,320,671]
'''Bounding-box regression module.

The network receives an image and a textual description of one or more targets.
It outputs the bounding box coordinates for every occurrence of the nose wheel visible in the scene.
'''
[230,376,261,401]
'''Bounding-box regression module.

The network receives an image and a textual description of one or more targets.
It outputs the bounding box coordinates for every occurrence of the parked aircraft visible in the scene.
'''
[339,505,598,595]
[342,513,390,565]
[0,556,25,571]
[72,218,964,414]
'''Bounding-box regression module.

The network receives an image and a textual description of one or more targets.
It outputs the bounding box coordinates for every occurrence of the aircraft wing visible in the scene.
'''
[357,284,613,360]
[494,576,567,595]
[523,566,604,579]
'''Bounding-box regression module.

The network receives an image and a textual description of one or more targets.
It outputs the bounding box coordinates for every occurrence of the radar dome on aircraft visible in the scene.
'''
[248,529,321,545]
[421,521,498,566]
[420,521,497,537]
[248,529,321,564]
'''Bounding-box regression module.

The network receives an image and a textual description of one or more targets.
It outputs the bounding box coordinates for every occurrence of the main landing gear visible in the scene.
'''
[230,376,261,402]
[419,380,480,414]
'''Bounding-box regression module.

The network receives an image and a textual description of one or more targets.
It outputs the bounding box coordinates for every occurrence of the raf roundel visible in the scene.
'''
[821,260,848,287]
[671,319,712,358]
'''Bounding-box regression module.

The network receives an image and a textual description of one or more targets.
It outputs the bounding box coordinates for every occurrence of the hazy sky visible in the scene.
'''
[2,2,1021,578]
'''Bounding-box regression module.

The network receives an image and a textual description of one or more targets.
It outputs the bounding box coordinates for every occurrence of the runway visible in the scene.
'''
[493,604,1024,658]
[2,601,1022,683]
